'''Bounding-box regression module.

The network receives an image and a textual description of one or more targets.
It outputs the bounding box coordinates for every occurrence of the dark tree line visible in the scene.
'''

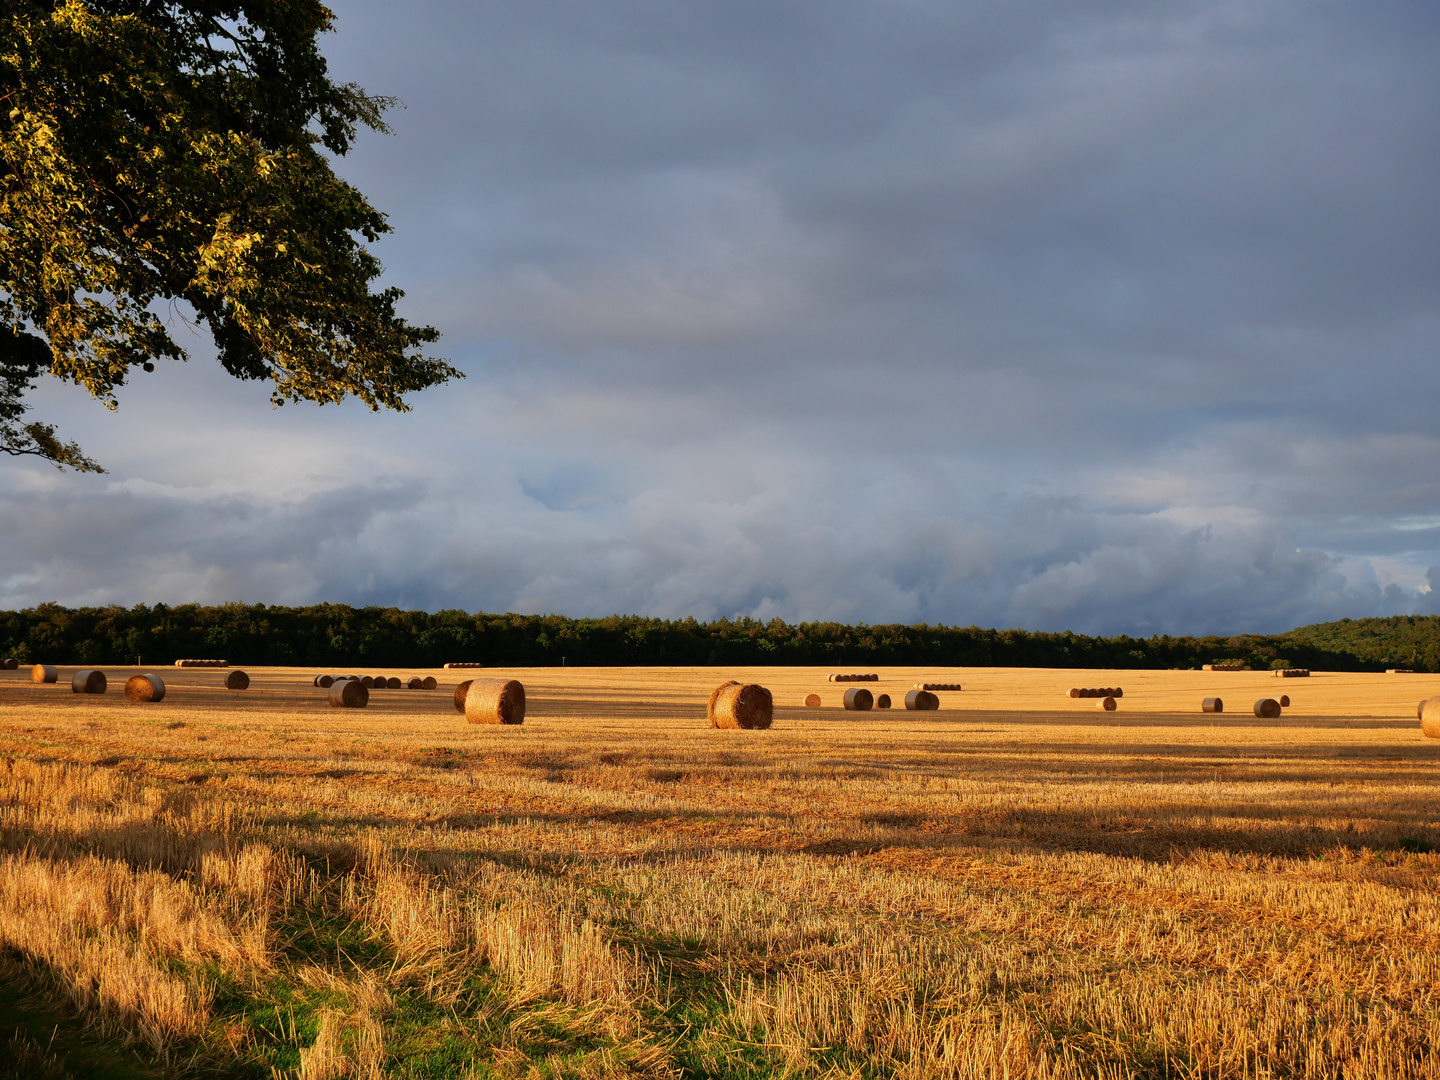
[0,603,1397,671]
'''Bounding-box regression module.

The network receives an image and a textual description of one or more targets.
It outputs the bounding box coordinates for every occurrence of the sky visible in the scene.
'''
[3,0,1439,634]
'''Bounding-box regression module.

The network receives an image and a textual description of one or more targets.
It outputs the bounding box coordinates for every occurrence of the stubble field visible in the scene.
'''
[1,664,1438,1079]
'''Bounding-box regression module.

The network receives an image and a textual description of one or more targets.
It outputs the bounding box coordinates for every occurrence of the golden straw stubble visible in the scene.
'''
[708,681,773,729]
[465,678,527,725]
[1420,696,1440,738]
[124,674,165,703]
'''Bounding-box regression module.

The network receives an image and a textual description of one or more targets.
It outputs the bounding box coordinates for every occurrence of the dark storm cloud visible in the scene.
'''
[2,0,1438,631]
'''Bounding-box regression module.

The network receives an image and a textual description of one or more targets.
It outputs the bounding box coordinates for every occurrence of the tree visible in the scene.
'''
[0,0,460,470]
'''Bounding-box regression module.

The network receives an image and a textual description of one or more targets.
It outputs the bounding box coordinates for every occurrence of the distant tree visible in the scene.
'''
[0,0,460,469]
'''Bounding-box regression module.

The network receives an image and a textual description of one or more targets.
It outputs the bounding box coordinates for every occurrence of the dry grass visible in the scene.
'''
[1,663,1439,1076]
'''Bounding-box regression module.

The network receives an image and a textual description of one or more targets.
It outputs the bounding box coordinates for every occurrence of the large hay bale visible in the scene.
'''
[31,664,57,684]
[710,682,773,730]
[1096,696,1117,711]
[317,675,335,689]
[804,693,821,707]
[1112,688,1124,698]
[408,677,423,689]
[1254,698,1281,719]
[371,674,387,688]
[843,687,873,711]
[1422,697,1440,738]
[465,678,527,725]
[1,658,16,670]
[1202,697,1223,713]
[124,674,165,703]
[917,683,962,691]
[876,693,892,709]
[386,677,402,690]
[360,676,375,688]
[444,662,486,669]
[329,679,369,708]
[1279,694,1290,708]
[1067,688,1080,698]
[708,680,740,721]
[175,659,228,667]
[904,689,939,711]
[453,680,473,713]
[422,676,437,690]
[71,669,106,694]
[225,670,250,690]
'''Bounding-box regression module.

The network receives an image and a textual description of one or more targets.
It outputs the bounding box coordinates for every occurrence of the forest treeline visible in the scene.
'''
[0,603,1429,670]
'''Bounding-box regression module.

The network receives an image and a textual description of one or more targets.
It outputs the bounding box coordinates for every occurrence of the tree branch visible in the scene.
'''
[0,422,106,473]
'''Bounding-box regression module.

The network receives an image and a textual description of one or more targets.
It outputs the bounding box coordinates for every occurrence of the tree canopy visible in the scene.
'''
[0,0,459,470]
[0,602,1384,671]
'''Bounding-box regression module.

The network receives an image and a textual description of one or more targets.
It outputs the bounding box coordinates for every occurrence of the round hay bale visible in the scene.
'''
[387,677,402,689]
[422,676,437,690]
[1253,698,1281,719]
[360,676,375,688]
[708,680,741,723]
[1201,697,1223,713]
[804,693,821,707]
[1068,688,1080,698]
[710,682,773,729]
[71,669,106,694]
[465,678,527,725]
[1279,694,1290,708]
[329,679,369,709]
[408,677,423,689]
[31,664,57,684]
[1,658,16,670]
[843,687,873,711]
[1421,696,1440,738]
[904,689,939,711]
[317,675,334,689]
[1096,696,1116,711]
[876,693,892,708]
[1112,688,1124,698]
[124,674,165,703]
[453,680,473,713]
[311,675,322,687]
[225,670,250,690]
[371,674,387,688]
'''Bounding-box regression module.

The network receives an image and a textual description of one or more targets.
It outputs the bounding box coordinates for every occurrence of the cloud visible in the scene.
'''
[3,0,1438,634]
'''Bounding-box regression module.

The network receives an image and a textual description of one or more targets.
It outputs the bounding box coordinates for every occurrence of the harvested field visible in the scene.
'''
[1,663,1439,1078]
